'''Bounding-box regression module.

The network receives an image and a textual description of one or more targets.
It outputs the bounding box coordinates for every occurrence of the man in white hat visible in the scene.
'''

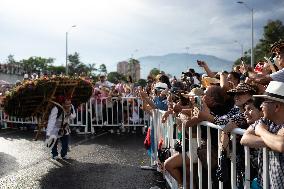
[241,81,284,188]
[139,82,169,111]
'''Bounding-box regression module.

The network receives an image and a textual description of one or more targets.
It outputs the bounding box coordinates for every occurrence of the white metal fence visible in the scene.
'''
[0,100,270,188]
[0,97,150,132]
[150,109,269,189]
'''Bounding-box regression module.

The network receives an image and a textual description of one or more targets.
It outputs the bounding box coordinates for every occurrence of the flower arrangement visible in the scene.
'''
[3,76,93,117]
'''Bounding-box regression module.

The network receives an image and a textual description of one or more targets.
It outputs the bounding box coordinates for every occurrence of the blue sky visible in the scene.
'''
[0,0,284,72]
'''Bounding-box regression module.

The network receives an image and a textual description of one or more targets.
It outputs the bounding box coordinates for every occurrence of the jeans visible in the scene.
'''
[51,134,69,157]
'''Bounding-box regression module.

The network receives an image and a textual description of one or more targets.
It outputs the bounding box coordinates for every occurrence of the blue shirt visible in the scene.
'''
[153,96,168,111]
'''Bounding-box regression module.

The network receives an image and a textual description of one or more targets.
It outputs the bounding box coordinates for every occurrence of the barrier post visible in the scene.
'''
[206,126,212,189]
[153,110,158,167]
[244,146,250,189]
[90,100,95,134]
[218,129,223,189]
[263,148,269,189]
[182,122,187,189]
[231,133,237,189]
[188,127,194,189]
[197,125,202,189]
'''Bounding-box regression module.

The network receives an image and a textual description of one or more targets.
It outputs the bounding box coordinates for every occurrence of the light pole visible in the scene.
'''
[66,25,76,75]
[237,1,254,67]
[234,40,244,57]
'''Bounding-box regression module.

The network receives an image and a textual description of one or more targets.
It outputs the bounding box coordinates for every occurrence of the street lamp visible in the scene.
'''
[66,25,76,75]
[237,1,254,67]
[234,40,244,58]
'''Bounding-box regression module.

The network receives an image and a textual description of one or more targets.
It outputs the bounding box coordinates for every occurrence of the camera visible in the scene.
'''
[181,71,193,77]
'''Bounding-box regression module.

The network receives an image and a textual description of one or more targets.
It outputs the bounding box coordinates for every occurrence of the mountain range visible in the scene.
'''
[138,53,234,79]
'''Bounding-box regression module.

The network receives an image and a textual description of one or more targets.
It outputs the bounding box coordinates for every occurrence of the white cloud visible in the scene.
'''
[0,0,283,74]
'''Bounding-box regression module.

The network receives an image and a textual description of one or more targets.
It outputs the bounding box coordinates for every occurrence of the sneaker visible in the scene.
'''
[62,155,69,160]
[52,155,60,160]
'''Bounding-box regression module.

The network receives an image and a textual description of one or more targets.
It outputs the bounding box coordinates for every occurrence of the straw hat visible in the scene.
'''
[227,83,257,95]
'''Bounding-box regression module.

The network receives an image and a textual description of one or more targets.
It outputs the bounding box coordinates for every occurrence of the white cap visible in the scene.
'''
[154,82,168,91]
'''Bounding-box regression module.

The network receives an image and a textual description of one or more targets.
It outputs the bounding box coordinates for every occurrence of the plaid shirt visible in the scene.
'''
[252,118,284,189]
[213,107,247,128]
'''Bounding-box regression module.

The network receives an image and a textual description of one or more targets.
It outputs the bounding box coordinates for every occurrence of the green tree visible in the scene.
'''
[107,72,126,84]
[6,54,20,74]
[7,54,16,64]
[47,65,66,75]
[68,52,94,76]
[254,20,284,62]
[234,20,284,66]
[98,64,107,75]
[149,68,160,77]
[68,52,82,75]
[234,54,251,66]
[87,63,97,75]
[137,79,147,87]
[20,56,54,73]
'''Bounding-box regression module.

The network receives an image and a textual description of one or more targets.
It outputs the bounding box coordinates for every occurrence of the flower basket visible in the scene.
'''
[3,76,93,118]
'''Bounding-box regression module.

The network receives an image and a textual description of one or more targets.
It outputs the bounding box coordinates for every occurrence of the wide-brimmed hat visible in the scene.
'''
[182,88,204,97]
[270,40,284,53]
[253,81,284,103]
[227,83,257,95]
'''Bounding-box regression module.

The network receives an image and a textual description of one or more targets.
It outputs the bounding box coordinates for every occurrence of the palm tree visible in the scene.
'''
[87,63,97,75]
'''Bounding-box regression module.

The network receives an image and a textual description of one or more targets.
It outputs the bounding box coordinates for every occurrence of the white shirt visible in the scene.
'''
[46,105,76,137]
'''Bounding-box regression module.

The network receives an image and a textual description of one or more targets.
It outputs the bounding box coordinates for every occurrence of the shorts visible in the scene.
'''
[186,138,198,163]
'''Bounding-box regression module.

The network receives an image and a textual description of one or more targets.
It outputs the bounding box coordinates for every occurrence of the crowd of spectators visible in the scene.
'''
[138,40,284,189]
[1,40,284,188]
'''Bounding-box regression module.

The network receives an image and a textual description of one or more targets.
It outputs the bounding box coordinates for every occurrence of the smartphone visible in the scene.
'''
[194,96,203,111]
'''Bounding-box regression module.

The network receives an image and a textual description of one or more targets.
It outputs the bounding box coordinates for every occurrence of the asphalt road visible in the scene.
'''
[0,128,166,189]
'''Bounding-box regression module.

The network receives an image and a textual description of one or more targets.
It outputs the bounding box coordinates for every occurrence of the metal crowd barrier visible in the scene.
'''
[89,96,149,133]
[150,109,269,189]
[0,97,150,133]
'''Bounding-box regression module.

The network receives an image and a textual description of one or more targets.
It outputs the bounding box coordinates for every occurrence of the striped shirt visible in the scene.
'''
[270,68,284,82]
